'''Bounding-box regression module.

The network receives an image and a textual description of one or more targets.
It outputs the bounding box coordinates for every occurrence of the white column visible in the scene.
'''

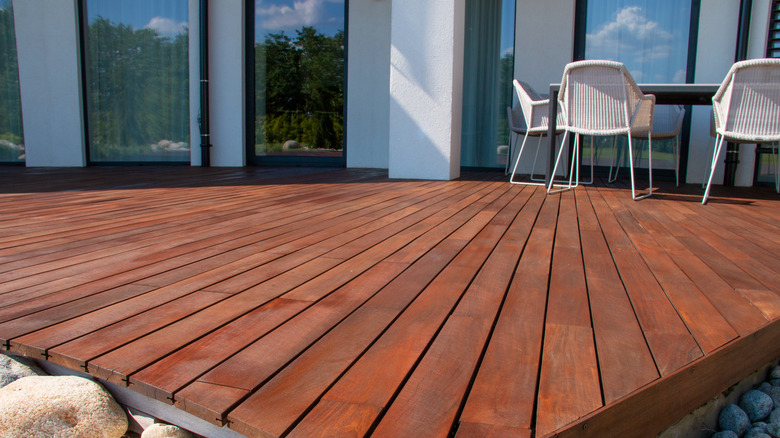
[188,0,201,166]
[208,0,245,167]
[388,0,465,180]
[14,0,86,167]
[346,0,392,169]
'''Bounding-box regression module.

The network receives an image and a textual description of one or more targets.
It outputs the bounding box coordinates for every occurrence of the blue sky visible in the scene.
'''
[86,0,188,37]
[585,1,691,83]
[255,0,345,40]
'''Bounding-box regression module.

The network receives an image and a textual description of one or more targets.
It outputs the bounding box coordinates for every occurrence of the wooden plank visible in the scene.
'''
[548,319,780,438]
[286,400,382,438]
[576,188,658,404]
[455,422,532,438]
[598,188,738,353]
[172,187,523,424]
[587,189,703,376]
[535,190,602,436]
[458,191,558,430]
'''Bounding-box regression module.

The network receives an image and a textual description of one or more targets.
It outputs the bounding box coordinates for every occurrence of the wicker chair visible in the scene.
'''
[508,80,563,185]
[611,105,685,187]
[547,60,656,200]
[703,58,780,204]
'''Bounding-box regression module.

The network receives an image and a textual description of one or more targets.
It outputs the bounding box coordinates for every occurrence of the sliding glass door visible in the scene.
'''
[0,0,23,164]
[248,0,346,166]
[579,0,696,176]
[461,0,515,169]
[82,0,190,164]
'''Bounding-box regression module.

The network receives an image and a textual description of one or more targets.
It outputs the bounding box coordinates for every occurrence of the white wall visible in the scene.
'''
[14,0,86,167]
[511,0,576,174]
[207,0,245,167]
[387,0,465,180]
[346,0,392,169]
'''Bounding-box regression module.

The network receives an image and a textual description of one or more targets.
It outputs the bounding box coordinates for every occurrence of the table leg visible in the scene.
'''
[546,88,559,188]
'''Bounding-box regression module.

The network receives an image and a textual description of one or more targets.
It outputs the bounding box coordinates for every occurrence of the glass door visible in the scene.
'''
[248,0,346,166]
[0,0,24,164]
[460,0,515,169]
[82,0,190,164]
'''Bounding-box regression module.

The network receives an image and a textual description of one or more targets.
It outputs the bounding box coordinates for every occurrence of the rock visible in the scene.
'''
[771,379,780,387]
[770,408,780,424]
[745,430,772,438]
[0,375,127,438]
[141,423,193,438]
[769,366,780,380]
[283,140,304,150]
[0,354,46,389]
[759,382,774,394]
[764,386,780,410]
[713,431,739,438]
[742,390,775,421]
[766,423,780,437]
[720,404,751,436]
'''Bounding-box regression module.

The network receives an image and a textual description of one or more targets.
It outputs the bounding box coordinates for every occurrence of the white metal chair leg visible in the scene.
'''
[703,135,726,204]
[608,137,621,183]
[510,132,545,186]
[547,131,573,194]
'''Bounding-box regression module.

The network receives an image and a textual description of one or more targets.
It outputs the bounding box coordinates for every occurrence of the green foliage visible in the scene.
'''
[86,17,189,161]
[0,3,24,162]
[255,27,344,151]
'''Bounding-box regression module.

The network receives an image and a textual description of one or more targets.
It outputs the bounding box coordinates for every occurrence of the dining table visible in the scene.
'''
[544,83,723,188]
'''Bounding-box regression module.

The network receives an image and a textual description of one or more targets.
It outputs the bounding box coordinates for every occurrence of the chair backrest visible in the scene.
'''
[713,58,780,142]
[506,104,526,134]
[653,105,685,137]
[558,60,648,135]
[513,80,547,133]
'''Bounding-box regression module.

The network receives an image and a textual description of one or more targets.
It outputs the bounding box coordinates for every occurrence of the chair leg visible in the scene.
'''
[529,135,545,182]
[608,136,621,183]
[505,133,519,175]
[628,133,652,200]
[674,135,680,187]
[510,132,544,186]
[702,135,726,204]
[773,142,780,194]
[703,136,716,189]
[547,131,571,193]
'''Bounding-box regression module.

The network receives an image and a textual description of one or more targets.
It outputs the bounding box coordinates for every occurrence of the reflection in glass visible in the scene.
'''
[584,0,692,172]
[0,0,24,163]
[84,0,189,163]
[253,0,345,158]
[461,0,515,169]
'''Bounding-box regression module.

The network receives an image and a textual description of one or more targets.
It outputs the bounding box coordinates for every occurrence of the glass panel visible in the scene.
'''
[755,148,778,186]
[0,0,24,163]
[460,0,514,169]
[253,0,345,160]
[584,0,692,172]
[84,0,189,163]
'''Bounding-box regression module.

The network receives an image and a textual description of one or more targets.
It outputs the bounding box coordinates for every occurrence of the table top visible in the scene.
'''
[549,83,721,105]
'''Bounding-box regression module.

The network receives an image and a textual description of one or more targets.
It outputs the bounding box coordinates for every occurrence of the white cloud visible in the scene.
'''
[256,0,343,31]
[145,16,187,38]
[586,6,673,61]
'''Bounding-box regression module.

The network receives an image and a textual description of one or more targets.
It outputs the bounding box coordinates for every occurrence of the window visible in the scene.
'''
[0,0,24,164]
[249,0,346,166]
[82,0,189,163]
[769,0,780,58]
[577,0,696,178]
[461,0,515,169]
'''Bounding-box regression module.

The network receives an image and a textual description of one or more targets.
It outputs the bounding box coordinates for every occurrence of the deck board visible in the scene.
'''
[2,167,780,438]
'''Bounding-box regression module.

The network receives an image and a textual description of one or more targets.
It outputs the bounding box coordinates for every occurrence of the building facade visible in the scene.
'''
[1,0,778,186]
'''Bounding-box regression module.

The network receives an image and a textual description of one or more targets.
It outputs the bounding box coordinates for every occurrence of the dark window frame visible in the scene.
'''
[245,0,348,168]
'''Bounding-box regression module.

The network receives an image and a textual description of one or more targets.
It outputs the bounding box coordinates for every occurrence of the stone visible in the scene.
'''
[769,366,780,380]
[283,140,304,150]
[765,386,780,409]
[0,375,127,438]
[742,390,775,421]
[769,408,780,424]
[720,404,751,436]
[0,353,46,389]
[745,430,772,438]
[771,379,780,387]
[759,382,774,394]
[141,423,193,438]
[766,423,780,437]
[712,431,739,438]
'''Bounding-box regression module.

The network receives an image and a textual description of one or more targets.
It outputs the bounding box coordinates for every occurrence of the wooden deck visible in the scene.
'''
[1,166,780,438]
